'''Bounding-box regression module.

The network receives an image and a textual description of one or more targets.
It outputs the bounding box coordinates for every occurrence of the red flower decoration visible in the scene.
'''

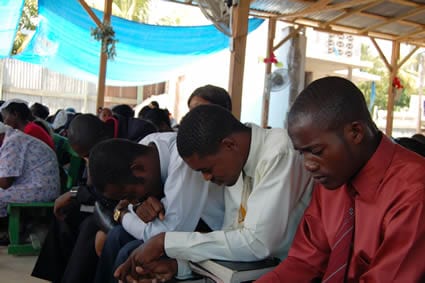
[263,52,279,64]
[392,76,403,89]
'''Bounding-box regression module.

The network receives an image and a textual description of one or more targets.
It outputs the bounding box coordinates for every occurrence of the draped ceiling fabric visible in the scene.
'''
[0,0,25,58]
[15,0,264,86]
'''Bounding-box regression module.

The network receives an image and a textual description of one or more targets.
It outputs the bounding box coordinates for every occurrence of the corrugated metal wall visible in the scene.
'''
[0,58,97,113]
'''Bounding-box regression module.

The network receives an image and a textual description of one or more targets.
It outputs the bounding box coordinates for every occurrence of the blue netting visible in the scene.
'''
[0,0,25,58]
[14,0,264,86]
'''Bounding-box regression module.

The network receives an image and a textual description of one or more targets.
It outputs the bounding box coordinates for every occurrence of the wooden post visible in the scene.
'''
[261,19,276,128]
[228,0,250,120]
[386,41,400,136]
[96,0,113,110]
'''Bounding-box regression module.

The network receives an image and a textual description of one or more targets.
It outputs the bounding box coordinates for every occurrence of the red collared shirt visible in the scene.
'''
[258,135,425,283]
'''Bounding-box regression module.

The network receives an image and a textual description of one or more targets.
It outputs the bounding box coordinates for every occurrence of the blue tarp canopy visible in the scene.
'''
[0,0,24,58]
[13,0,263,86]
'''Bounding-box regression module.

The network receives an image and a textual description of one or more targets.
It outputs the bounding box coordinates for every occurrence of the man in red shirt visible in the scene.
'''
[258,76,425,282]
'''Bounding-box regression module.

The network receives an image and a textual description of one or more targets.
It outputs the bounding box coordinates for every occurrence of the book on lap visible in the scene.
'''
[189,257,280,283]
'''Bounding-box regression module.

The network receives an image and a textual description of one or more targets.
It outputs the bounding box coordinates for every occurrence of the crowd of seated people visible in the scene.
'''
[1,79,424,283]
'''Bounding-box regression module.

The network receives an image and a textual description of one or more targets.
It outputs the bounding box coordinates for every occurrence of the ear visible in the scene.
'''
[346,121,364,145]
[130,159,145,177]
[220,137,238,152]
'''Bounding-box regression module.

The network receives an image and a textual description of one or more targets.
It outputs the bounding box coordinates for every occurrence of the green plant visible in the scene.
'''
[91,23,118,60]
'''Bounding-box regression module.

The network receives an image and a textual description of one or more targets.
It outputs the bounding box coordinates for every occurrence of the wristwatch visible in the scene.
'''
[113,207,127,223]
[69,187,79,199]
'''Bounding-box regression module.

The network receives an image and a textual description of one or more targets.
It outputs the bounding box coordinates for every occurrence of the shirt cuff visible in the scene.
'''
[164,231,186,259]
[175,259,193,280]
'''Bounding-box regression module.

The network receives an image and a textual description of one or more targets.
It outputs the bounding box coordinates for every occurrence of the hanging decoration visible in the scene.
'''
[91,22,118,60]
[260,52,283,67]
[392,76,404,102]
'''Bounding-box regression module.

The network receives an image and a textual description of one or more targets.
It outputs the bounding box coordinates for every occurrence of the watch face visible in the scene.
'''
[113,208,120,222]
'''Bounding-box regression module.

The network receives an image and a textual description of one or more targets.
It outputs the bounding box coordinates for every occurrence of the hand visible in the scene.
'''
[115,259,177,283]
[114,233,166,281]
[54,192,73,220]
[135,197,165,222]
[136,258,178,282]
[116,199,130,211]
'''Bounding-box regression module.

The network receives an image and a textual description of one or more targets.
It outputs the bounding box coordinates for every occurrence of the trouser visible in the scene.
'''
[94,225,143,283]
[31,209,99,283]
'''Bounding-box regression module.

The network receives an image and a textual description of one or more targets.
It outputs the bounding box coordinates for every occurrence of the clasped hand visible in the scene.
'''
[114,233,178,283]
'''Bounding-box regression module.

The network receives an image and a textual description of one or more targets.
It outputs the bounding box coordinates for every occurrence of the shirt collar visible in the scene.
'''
[351,133,395,200]
[243,123,261,178]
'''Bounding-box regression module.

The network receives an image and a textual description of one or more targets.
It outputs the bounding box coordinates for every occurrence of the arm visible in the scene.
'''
[122,150,214,241]
[359,189,425,282]
[166,150,313,262]
[0,176,15,189]
[0,135,22,189]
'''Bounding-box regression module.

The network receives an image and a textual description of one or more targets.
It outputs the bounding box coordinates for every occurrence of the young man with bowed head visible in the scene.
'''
[114,104,314,282]
[257,76,425,282]
[92,134,224,283]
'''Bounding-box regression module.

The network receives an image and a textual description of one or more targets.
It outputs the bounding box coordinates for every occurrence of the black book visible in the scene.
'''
[189,257,280,283]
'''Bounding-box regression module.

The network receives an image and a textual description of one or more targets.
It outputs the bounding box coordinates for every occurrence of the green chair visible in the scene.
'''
[7,135,84,255]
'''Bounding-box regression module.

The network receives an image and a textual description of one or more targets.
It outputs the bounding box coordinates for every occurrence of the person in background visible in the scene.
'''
[149,101,159,109]
[257,76,425,282]
[395,136,425,157]
[112,104,135,118]
[114,105,313,282]
[187,84,232,111]
[30,102,50,121]
[141,108,173,132]
[0,122,60,242]
[98,107,113,122]
[412,133,425,145]
[32,113,157,283]
[0,99,54,149]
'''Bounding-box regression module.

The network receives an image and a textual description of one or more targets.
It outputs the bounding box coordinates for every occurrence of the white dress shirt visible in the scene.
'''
[121,132,224,241]
[164,124,314,278]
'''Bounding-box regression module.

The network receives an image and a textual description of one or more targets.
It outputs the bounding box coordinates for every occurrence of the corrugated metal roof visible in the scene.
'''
[165,0,425,47]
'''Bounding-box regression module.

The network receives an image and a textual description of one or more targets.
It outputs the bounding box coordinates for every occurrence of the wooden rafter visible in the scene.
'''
[78,0,102,28]
[359,5,425,34]
[281,0,376,19]
[397,45,420,69]
[397,28,425,41]
[283,0,332,19]
[273,26,302,51]
[321,0,385,28]
[389,0,421,7]
[371,37,392,71]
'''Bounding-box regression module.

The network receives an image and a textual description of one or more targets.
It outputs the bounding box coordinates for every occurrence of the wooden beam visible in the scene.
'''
[359,6,425,34]
[397,28,425,41]
[371,37,392,71]
[228,0,250,120]
[389,0,421,7]
[261,18,276,128]
[283,0,331,19]
[321,0,384,28]
[397,45,420,69]
[282,0,376,19]
[273,26,301,51]
[96,0,113,110]
[386,41,400,136]
[78,0,103,29]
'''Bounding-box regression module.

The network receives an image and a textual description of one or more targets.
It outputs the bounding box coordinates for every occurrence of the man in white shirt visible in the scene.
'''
[115,105,314,282]
[90,133,224,283]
